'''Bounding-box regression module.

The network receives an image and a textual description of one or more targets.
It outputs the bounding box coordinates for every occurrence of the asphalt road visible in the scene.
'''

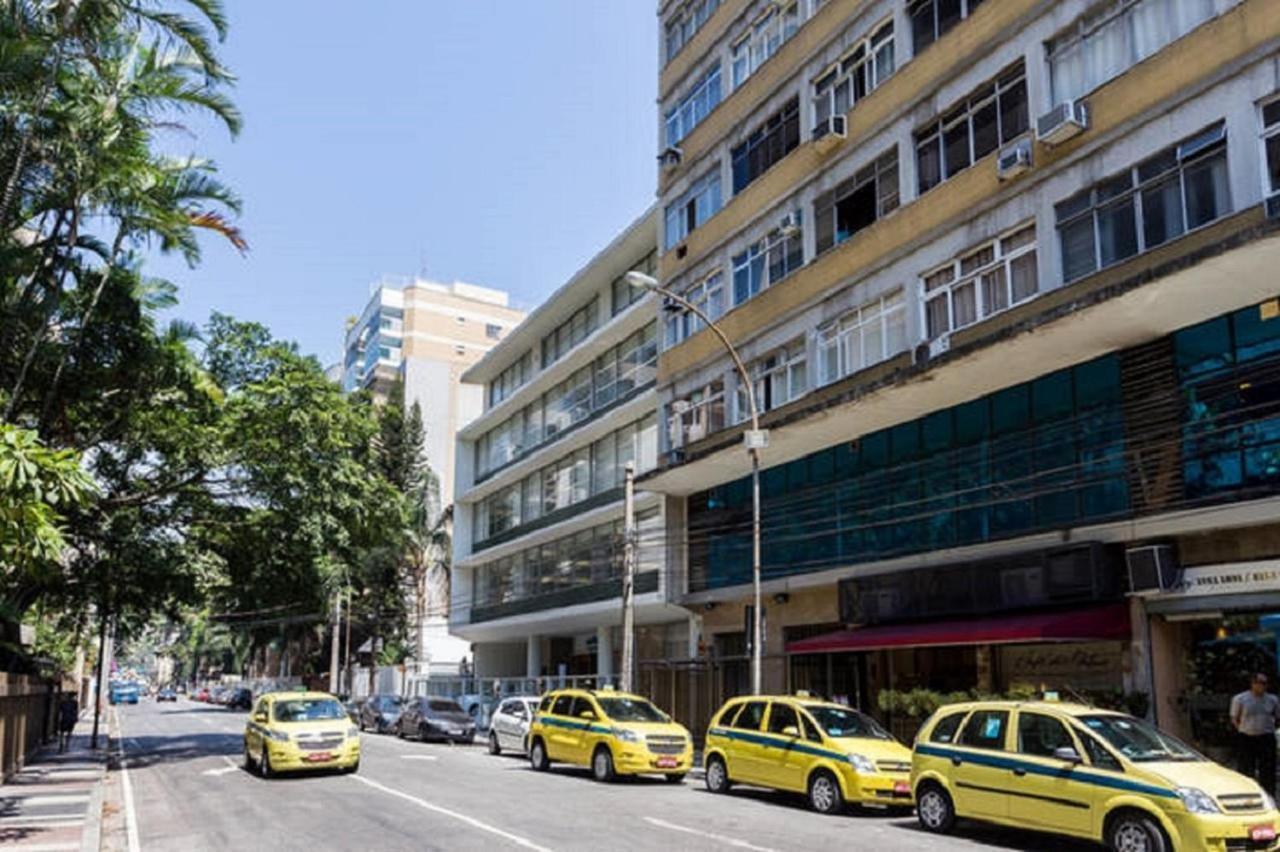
[111,699,1099,851]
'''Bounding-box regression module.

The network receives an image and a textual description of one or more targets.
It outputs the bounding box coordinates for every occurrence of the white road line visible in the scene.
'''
[643,817,781,852]
[399,755,438,761]
[201,766,240,777]
[1,793,91,806]
[349,775,554,852]
[112,708,142,852]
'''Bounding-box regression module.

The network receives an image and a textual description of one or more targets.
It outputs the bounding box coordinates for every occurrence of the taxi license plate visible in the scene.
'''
[656,757,678,769]
[893,781,911,795]
[1250,825,1276,843]
[305,753,332,763]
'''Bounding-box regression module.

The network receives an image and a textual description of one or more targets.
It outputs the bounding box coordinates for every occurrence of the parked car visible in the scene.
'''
[226,687,253,710]
[109,681,140,705]
[702,693,912,813]
[912,699,1280,852]
[455,693,497,731]
[396,697,475,744]
[359,695,404,734]
[344,698,363,724]
[156,687,178,702]
[487,696,539,755]
[194,687,210,702]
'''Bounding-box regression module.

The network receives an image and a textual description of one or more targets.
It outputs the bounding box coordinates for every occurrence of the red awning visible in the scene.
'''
[785,603,1131,655]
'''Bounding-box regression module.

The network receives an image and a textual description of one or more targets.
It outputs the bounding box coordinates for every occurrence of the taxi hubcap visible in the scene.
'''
[1115,823,1150,852]
[707,762,725,789]
[919,792,945,826]
[812,777,835,810]
[594,752,608,777]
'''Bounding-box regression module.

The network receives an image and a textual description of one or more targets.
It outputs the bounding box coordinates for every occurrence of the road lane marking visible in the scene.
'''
[201,765,240,777]
[399,755,438,761]
[2,794,91,806]
[349,775,554,852]
[112,708,142,852]
[643,817,780,852]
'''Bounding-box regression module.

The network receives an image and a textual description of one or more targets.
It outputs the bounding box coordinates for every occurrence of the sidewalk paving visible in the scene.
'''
[0,715,109,852]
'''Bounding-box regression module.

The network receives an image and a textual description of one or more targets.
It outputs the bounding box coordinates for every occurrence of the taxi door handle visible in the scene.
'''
[1012,768,1026,777]
[950,756,962,766]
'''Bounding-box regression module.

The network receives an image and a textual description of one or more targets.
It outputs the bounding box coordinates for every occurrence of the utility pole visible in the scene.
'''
[343,587,353,697]
[328,591,342,695]
[619,461,636,693]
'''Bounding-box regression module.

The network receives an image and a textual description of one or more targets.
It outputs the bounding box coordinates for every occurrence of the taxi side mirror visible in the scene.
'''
[578,710,596,720]
[1054,746,1083,764]
[253,711,267,723]
[781,725,800,738]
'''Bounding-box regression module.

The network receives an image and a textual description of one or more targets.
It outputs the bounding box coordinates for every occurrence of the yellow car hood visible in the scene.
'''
[830,737,913,763]
[1141,759,1267,798]
[610,721,691,739]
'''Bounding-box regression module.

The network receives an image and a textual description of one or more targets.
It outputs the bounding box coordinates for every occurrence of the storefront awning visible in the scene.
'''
[785,603,1132,655]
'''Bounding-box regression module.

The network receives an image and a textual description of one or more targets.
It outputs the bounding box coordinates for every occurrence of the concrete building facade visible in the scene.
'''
[648,0,1280,746]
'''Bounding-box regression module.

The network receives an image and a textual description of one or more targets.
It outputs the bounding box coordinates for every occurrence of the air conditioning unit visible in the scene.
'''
[1125,544,1181,593]
[1267,192,1280,220]
[1037,100,1089,146]
[777,212,801,238]
[658,146,683,170]
[929,333,951,358]
[997,138,1032,180]
[812,114,847,153]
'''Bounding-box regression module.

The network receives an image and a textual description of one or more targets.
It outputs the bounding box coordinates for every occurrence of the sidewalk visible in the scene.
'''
[0,715,109,852]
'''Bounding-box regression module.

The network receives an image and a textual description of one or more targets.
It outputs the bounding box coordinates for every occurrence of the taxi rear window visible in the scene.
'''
[958,710,1009,751]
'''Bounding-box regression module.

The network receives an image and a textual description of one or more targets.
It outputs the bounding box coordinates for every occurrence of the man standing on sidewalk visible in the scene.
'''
[57,692,79,753]
[1231,672,1280,796]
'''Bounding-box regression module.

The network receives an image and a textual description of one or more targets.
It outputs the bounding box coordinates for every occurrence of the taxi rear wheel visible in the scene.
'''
[705,756,731,794]
[488,732,501,755]
[529,738,550,771]
[243,743,255,771]
[807,770,844,814]
[258,745,273,780]
[916,783,955,834]
[591,746,616,783]
[1106,811,1169,852]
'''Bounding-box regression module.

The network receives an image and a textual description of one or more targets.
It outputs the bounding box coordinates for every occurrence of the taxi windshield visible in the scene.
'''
[272,698,347,723]
[596,697,666,723]
[806,705,891,740]
[1078,714,1202,762]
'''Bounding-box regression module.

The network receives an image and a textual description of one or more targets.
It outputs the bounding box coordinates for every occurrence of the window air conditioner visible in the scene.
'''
[1036,100,1089,146]
[658,146,683,170]
[1125,544,1181,593]
[997,138,1032,180]
[777,212,801,238]
[928,333,951,359]
[812,114,847,153]
[1267,192,1280,220]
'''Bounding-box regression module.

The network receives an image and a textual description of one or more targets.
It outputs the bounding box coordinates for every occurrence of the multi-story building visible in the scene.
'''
[451,209,696,699]
[649,0,1280,746]
[342,279,525,676]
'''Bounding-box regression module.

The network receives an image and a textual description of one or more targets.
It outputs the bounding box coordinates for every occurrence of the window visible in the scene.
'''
[922,224,1038,340]
[612,251,658,316]
[732,214,803,305]
[665,0,720,65]
[542,297,599,368]
[739,339,807,419]
[485,323,502,340]
[1263,98,1280,197]
[669,379,725,447]
[1057,121,1230,282]
[665,64,722,147]
[816,291,907,384]
[732,98,801,194]
[1017,713,1076,758]
[1076,728,1123,771]
[815,149,898,254]
[766,702,799,734]
[665,168,723,249]
[916,62,1027,194]
[812,20,894,131]
[570,696,596,719]
[665,271,725,346]
[958,709,1008,750]
[929,711,969,744]
[731,701,767,730]
[910,0,984,55]
[1048,0,1216,105]
[551,695,573,716]
[730,2,801,89]
[488,352,532,409]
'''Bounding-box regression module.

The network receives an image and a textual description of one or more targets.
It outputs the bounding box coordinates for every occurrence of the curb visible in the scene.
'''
[81,770,105,852]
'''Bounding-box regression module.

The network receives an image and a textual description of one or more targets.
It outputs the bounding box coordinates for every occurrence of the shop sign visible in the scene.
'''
[999,642,1121,685]
[1161,561,1280,599]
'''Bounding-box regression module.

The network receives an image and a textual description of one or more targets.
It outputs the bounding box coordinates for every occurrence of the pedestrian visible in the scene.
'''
[1231,672,1280,797]
[57,693,79,753]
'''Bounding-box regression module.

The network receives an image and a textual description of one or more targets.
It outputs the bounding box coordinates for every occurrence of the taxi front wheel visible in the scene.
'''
[705,756,731,794]
[591,746,616,783]
[916,783,955,833]
[1106,811,1168,852]
[529,739,550,772]
[807,770,844,814]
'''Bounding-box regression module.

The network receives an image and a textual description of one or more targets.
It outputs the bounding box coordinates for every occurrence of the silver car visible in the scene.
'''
[486,696,539,755]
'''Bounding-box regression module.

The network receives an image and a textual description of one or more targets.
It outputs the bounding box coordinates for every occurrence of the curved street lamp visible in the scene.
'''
[625,271,767,696]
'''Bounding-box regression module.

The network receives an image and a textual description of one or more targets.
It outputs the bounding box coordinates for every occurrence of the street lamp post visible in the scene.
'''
[625,271,767,695]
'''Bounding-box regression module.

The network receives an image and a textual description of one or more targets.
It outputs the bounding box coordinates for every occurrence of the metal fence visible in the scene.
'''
[0,674,59,780]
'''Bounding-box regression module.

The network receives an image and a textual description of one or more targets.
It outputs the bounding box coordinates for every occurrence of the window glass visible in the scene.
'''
[551,695,573,716]
[916,62,1026,194]
[929,711,968,744]
[958,709,1009,750]
[767,702,799,734]
[570,696,597,719]
[801,713,824,742]
[1077,728,1124,771]
[1017,712,1076,758]
[731,701,767,731]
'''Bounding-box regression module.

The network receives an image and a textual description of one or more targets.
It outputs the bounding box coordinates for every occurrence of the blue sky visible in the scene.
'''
[154,1,658,365]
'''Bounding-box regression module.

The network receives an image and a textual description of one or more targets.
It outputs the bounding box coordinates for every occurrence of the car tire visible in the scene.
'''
[664,773,686,784]
[488,733,501,755]
[396,721,406,739]
[807,770,844,815]
[419,723,431,742]
[916,783,955,834]
[258,745,273,780]
[1107,810,1169,852]
[591,746,616,783]
[243,744,255,771]
[529,738,550,772]
[704,755,731,794]
[344,760,359,775]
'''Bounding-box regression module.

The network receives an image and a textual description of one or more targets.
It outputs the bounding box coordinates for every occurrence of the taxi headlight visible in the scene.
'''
[1175,787,1221,815]
[611,728,641,743]
[1263,790,1276,812]
[846,753,876,774]
[263,729,290,743]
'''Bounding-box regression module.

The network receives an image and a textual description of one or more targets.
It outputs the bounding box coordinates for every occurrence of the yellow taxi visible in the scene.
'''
[911,700,1280,852]
[702,693,914,814]
[243,690,361,778]
[527,687,693,782]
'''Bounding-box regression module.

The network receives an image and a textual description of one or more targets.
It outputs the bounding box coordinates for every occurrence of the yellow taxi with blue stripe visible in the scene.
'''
[527,687,692,782]
[912,700,1279,852]
[243,691,360,778]
[702,693,914,813]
